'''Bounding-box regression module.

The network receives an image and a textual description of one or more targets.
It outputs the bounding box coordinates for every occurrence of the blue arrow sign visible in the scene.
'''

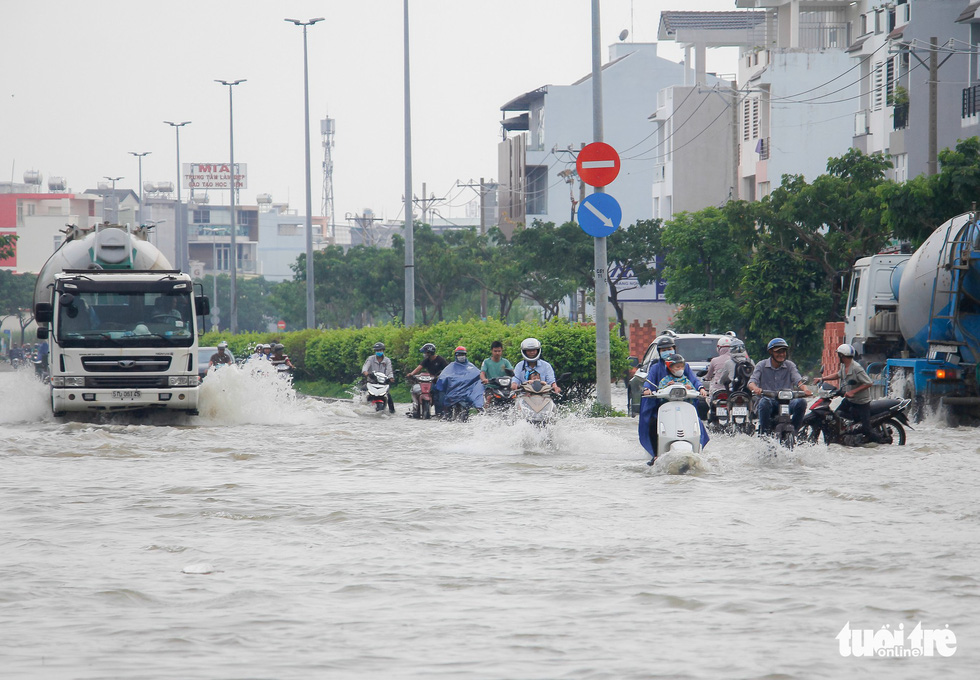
[577,192,622,237]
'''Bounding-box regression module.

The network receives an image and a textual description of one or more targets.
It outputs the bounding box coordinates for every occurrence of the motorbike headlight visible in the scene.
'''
[669,386,687,400]
[777,390,793,400]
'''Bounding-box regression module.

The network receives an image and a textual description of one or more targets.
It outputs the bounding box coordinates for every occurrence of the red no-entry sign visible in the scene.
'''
[576,142,621,187]
[277,320,286,330]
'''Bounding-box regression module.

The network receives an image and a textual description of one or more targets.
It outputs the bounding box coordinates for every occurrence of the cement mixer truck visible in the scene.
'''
[844,211,980,422]
[32,223,210,417]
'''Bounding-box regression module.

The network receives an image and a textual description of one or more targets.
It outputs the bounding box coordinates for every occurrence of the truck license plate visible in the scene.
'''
[112,390,141,399]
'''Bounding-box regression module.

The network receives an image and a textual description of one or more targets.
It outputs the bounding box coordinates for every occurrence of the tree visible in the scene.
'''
[606,219,665,337]
[660,207,750,334]
[0,233,15,261]
[512,221,579,319]
[0,270,37,345]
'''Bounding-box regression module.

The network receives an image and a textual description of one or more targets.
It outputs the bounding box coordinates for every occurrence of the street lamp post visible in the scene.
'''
[285,16,324,331]
[128,151,151,225]
[103,176,123,223]
[215,79,246,335]
[164,121,190,271]
[403,0,415,325]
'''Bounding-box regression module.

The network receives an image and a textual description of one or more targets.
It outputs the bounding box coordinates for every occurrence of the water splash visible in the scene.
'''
[0,369,53,424]
[196,360,320,427]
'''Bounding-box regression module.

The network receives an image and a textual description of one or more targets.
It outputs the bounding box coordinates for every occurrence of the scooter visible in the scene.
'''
[408,372,435,419]
[644,384,705,474]
[515,378,559,426]
[706,390,731,432]
[484,374,516,410]
[363,371,395,413]
[760,389,807,449]
[799,382,912,446]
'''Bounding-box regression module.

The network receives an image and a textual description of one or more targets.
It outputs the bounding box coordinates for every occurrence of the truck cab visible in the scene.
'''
[844,253,909,365]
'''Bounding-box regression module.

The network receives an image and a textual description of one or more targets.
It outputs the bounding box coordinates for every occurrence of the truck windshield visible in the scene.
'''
[56,291,194,348]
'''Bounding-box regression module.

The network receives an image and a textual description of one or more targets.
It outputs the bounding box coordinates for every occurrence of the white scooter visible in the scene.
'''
[515,379,558,426]
[647,384,705,474]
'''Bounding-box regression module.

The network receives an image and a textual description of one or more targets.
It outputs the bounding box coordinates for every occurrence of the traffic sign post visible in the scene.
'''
[576,142,620,187]
[577,193,622,238]
[277,320,287,330]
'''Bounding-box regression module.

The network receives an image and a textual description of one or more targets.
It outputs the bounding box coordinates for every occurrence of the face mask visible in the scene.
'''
[660,350,673,360]
[670,366,685,377]
[375,352,384,358]
[456,355,467,363]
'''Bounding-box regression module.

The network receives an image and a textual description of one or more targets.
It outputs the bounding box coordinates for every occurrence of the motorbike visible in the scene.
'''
[799,382,912,446]
[408,372,436,419]
[760,389,808,449]
[515,378,559,426]
[362,371,395,413]
[643,384,705,474]
[484,372,517,410]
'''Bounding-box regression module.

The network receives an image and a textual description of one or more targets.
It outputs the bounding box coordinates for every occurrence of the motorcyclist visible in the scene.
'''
[819,343,882,443]
[434,346,485,415]
[270,343,295,371]
[643,335,708,403]
[209,341,233,369]
[512,338,561,394]
[406,342,448,379]
[715,340,755,392]
[639,353,710,462]
[748,337,812,436]
[480,340,514,384]
[362,342,393,381]
[704,333,736,400]
[251,343,267,361]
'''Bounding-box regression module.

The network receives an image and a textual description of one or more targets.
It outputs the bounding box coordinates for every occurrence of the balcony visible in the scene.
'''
[963,85,980,119]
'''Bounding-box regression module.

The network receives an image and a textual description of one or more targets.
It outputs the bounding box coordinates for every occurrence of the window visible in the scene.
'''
[278,224,300,236]
[193,209,210,224]
[758,181,771,198]
[892,153,908,182]
[525,165,548,215]
[872,62,885,112]
[238,210,257,228]
[215,244,229,271]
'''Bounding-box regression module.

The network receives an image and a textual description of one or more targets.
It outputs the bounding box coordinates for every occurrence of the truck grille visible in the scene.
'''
[86,376,170,389]
[82,356,172,372]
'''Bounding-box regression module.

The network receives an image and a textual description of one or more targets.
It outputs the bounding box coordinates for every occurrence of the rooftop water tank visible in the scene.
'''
[48,177,67,191]
[24,170,42,185]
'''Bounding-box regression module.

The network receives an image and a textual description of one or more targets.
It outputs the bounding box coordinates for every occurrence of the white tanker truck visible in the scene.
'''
[33,223,210,417]
[844,211,980,421]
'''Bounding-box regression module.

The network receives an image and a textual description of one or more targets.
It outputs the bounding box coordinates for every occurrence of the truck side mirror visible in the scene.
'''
[36,327,49,340]
[35,302,53,323]
[195,295,210,317]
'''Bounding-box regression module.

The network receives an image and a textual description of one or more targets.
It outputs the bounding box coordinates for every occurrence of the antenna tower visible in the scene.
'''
[320,115,336,241]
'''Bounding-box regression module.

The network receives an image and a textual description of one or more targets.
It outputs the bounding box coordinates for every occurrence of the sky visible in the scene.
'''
[1,0,739,225]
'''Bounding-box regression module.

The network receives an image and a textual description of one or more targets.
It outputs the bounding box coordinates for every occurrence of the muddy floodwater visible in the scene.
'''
[1,364,977,679]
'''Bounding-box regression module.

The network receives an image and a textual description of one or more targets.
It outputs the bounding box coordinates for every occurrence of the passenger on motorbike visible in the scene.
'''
[716,340,754,392]
[480,341,514,384]
[639,353,710,459]
[362,342,394,381]
[748,338,812,436]
[819,343,882,443]
[512,338,561,394]
[644,335,708,402]
[406,342,448,379]
[251,344,267,361]
[434,346,486,415]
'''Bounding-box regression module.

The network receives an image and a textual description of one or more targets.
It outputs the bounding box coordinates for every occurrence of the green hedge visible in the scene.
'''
[204,320,628,391]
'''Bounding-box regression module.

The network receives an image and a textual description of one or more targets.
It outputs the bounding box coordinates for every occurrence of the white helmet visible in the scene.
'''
[520,337,542,362]
[836,343,856,357]
[717,336,734,350]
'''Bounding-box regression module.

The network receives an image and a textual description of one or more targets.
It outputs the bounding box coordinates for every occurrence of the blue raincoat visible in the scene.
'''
[638,361,709,458]
[435,360,485,409]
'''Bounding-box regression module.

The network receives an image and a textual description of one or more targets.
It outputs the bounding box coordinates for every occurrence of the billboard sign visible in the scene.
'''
[182,163,247,191]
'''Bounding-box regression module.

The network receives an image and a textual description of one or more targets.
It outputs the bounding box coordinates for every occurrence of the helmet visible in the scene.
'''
[655,335,676,350]
[218,341,228,349]
[665,353,686,376]
[256,344,266,351]
[717,336,734,350]
[836,343,856,357]
[729,340,746,353]
[767,337,789,353]
[274,343,285,352]
[455,346,467,354]
[373,342,385,352]
[520,337,542,361]
[420,342,436,355]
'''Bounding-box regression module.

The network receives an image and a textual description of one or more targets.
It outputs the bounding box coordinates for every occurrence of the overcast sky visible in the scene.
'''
[2,0,738,224]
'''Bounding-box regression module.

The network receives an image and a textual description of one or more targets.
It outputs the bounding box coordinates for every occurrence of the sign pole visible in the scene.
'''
[591,0,611,409]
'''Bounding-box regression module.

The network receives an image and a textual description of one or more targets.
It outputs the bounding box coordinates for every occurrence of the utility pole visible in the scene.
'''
[403,0,415,325]
[412,183,448,226]
[903,37,955,176]
[457,177,498,319]
[590,0,612,409]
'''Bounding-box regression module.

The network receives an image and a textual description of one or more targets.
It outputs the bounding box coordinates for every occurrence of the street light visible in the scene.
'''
[285,16,324,331]
[128,151,151,225]
[215,79,246,335]
[103,176,123,223]
[164,121,191,271]
[403,0,415,325]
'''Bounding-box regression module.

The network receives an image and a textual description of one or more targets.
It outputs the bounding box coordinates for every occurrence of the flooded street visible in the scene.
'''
[1,365,977,679]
